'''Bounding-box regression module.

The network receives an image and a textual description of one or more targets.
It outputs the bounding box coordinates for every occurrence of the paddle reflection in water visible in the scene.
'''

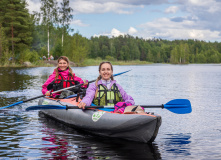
[162,133,191,157]
[38,112,162,160]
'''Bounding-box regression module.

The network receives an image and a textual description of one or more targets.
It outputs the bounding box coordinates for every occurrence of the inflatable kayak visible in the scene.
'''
[38,97,162,143]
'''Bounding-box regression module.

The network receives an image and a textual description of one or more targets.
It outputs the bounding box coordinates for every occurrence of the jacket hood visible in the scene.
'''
[97,79,117,86]
[53,68,71,79]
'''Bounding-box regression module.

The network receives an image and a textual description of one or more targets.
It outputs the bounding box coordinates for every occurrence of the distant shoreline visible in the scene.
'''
[1,59,219,68]
[0,59,152,67]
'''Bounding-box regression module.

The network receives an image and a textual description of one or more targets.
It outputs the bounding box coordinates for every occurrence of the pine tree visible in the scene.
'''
[1,0,32,62]
[0,0,7,61]
[0,24,3,59]
[0,0,7,23]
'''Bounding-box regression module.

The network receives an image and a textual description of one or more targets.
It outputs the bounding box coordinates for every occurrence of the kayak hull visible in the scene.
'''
[38,97,162,143]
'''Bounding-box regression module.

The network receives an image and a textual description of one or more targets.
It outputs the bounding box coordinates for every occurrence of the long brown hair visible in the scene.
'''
[55,56,73,79]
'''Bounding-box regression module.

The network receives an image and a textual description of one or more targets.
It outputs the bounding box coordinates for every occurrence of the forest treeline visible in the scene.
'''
[1,0,221,66]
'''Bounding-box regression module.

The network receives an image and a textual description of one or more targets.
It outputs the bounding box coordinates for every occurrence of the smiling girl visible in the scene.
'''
[78,61,135,110]
[42,56,87,98]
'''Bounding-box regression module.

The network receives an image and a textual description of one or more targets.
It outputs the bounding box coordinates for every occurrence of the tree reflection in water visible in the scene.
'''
[41,128,70,159]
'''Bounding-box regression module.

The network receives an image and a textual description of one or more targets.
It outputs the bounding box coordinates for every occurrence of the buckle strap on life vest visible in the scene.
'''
[47,73,76,92]
[93,83,122,106]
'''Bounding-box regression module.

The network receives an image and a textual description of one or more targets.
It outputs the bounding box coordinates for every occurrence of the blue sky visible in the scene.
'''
[27,0,221,42]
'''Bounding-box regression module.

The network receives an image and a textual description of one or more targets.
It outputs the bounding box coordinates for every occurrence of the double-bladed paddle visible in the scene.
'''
[26,99,192,114]
[0,70,131,109]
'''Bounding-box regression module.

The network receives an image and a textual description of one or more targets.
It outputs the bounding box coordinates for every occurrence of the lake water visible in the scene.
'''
[0,64,221,159]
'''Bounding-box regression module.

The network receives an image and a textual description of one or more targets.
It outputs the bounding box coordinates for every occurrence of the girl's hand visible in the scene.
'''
[45,91,51,96]
[78,102,86,109]
[82,80,88,88]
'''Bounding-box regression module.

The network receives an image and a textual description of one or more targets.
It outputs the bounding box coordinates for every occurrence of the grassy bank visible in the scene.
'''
[81,58,152,66]
[0,60,54,67]
[0,59,152,67]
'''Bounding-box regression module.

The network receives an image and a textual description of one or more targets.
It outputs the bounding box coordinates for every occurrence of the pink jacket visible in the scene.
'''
[42,68,85,97]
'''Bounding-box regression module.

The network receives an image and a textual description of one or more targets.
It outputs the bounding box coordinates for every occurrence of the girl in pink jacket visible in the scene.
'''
[42,56,87,98]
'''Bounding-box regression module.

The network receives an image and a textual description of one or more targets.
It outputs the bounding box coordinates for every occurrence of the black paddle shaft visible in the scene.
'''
[141,105,164,109]
[23,72,127,103]
[2,70,131,110]
[66,104,165,110]
[23,95,45,103]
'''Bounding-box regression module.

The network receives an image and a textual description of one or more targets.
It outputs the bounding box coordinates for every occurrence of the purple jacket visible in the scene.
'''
[81,80,135,106]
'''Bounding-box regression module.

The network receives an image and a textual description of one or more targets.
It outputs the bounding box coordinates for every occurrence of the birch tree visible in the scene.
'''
[59,0,73,47]
[40,0,58,60]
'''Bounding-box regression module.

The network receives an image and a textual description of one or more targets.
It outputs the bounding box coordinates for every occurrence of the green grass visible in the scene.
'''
[0,59,152,67]
[81,58,152,66]
[0,60,53,67]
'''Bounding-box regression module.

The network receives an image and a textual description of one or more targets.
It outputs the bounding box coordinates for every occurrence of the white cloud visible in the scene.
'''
[137,17,221,41]
[93,28,125,37]
[128,27,137,35]
[26,0,221,41]
[111,28,124,36]
[188,0,211,6]
[184,0,221,14]
[71,20,89,27]
[71,1,138,14]
[27,0,170,14]
[164,6,179,14]
[93,27,139,38]
[26,0,41,13]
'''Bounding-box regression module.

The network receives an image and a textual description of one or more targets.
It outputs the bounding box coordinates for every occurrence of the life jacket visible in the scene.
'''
[47,73,80,93]
[93,83,123,106]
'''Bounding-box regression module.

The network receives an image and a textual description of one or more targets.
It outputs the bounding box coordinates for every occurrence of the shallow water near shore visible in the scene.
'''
[0,64,221,159]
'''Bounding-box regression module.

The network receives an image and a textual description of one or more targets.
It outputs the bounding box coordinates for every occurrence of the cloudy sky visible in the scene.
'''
[27,0,221,41]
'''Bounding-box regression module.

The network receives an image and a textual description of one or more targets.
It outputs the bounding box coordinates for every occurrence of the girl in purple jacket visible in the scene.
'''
[42,56,87,98]
[78,61,135,110]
